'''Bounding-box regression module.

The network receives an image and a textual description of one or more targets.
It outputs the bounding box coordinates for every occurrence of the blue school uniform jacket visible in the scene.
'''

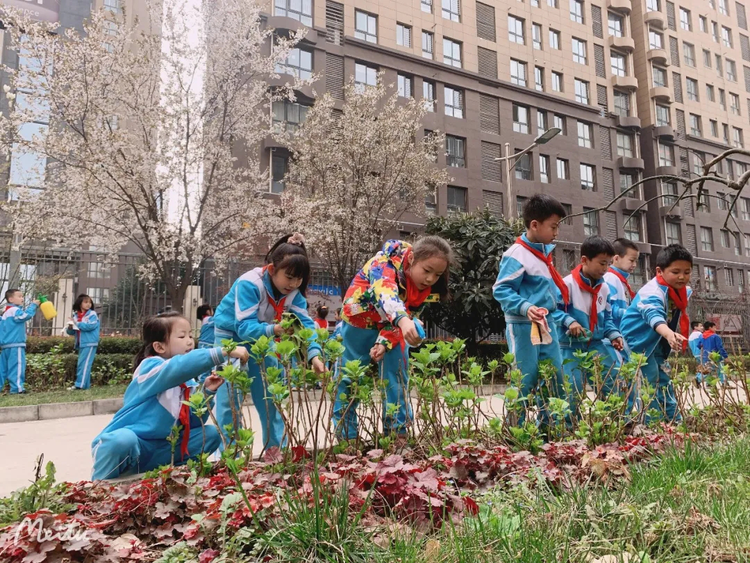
[557,273,621,346]
[620,278,692,357]
[0,303,38,347]
[603,267,632,329]
[212,267,322,358]
[688,331,703,358]
[92,347,226,443]
[493,234,572,328]
[66,310,100,349]
[198,316,215,347]
[699,332,728,363]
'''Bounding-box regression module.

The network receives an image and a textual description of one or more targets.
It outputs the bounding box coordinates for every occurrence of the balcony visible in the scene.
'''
[644,10,666,29]
[266,16,318,43]
[609,35,635,52]
[262,135,286,151]
[659,203,683,218]
[656,165,679,176]
[611,75,639,90]
[268,75,315,98]
[617,115,641,128]
[654,125,675,139]
[650,86,672,102]
[617,156,645,169]
[647,48,669,64]
[607,0,632,12]
[620,197,644,212]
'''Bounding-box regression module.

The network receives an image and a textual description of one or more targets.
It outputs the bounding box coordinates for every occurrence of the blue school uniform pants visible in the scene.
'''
[0,345,26,394]
[562,340,628,417]
[332,323,412,440]
[641,351,681,423]
[75,346,97,390]
[91,425,221,480]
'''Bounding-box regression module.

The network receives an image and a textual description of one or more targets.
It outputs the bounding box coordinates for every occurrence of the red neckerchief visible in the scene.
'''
[515,237,569,305]
[571,265,602,333]
[75,311,86,345]
[4,305,13,313]
[656,274,690,351]
[315,318,328,329]
[178,383,191,460]
[262,266,287,322]
[608,267,635,299]
[702,329,715,339]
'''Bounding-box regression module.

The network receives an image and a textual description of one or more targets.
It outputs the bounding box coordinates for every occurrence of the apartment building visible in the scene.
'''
[631,0,750,296]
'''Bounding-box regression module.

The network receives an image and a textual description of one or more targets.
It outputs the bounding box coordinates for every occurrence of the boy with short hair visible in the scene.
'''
[698,321,728,384]
[493,194,583,424]
[621,244,693,423]
[688,321,703,360]
[604,238,640,330]
[558,236,625,417]
[0,289,40,394]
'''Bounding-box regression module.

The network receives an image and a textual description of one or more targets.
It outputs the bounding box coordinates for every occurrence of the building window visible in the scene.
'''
[513,104,530,133]
[703,49,712,68]
[354,63,377,88]
[354,10,377,43]
[577,121,593,148]
[609,12,624,36]
[624,214,643,241]
[646,0,660,11]
[617,132,634,157]
[719,0,729,15]
[690,114,702,137]
[446,135,466,167]
[700,15,707,32]
[699,190,711,211]
[705,266,718,291]
[701,226,714,251]
[511,59,528,86]
[683,43,695,67]
[620,171,640,197]
[570,0,584,23]
[275,47,313,80]
[271,153,288,194]
[742,198,750,221]
[611,52,627,76]
[537,109,548,135]
[655,104,670,126]
[444,86,464,118]
[539,155,550,183]
[722,229,731,248]
[447,186,467,212]
[727,59,737,82]
[679,8,691,30]
[720,89,727,110]
[734,127,745,148]
[572,38,587,64]
[686,78,699,101]
[535,66,545,91]
[574,79,589,104]
[552,71,563,92]
[653,66,667,87]
[532,23,543,49]
[442,0,460,21]
[717,55,724,77]
[583,208,599,235]
[397,74,413,97]
[516,196,528,217]
[722,26,733,48]
[706,85,715,102]
[515,152,533,180]
[614,90,631,116]
[274,0,313,25]
[745,235,750,256]
[580,164,596,190]
[443,38,462,68]
[661,181,679,206]
[548,0,558,6]
[104,0,121,14]
[649,30,663,50]
[665,222,681,245]
[423,80,436,112]
[712,21,720,43]
[557,158,570,179]
[397,23,412,47]
[422,32,434,59]
[509,16,525,44]
[658,143,674,167]
[725,268,735,287]
[730,93,741,115]
[723,122,730,142]
[554,114,566,134]
[550,29,561,49]
[422,0,432,12]
[272,100,309,133]
[87,262,109,279]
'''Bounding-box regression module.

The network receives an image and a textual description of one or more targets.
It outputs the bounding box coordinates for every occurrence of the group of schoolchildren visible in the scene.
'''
[85,192,715,480]
[0,290,100,395]
[689,320,729,384]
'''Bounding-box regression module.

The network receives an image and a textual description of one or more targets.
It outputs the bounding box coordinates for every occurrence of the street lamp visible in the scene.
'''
[494,127,562,219]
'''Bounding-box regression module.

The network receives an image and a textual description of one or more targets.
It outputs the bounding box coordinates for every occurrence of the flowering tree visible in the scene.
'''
[0,0,301,309]
[279,78,450,295]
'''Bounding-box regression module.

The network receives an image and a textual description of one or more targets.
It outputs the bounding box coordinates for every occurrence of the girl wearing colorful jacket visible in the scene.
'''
[66,294,100,390]
[212,234,325,450]
[333,236,454,441]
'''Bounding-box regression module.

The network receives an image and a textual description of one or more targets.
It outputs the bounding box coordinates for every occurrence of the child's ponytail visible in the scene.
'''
[133,311,185,371]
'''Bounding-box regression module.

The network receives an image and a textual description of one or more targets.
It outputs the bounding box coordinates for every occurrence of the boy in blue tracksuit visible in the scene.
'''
[688,322,703,359]
[621,244,693,423]
[557,237,625,417]
[212,234,325,450]
[603,238,640,331]
[0,289,39,394]
[493,194,583,425]
[698,321,728,384]
[66,294,100,390]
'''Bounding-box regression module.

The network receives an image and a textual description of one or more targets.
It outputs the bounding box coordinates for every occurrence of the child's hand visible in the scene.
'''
[612,337,625,351]
[32,300,40,306]
[567,322,585,337]
[273,324,293,337]
[311,356,325,375]
[228,346,250,364]
[204,374,225,392]
[370,344,386,363]
[666,331,687,351]
[398,317,421,346]
[526,306,546,323]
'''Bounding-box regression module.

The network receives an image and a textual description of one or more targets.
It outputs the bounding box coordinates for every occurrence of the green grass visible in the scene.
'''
[0,384,127,407]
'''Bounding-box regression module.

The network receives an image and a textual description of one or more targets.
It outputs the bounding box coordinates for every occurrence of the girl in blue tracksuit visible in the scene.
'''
[90,312,249,480]
[66,294,100,390]
[0,289,39,394]
[212,234,326,450]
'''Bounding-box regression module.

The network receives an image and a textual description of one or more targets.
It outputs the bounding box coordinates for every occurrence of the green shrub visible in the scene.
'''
[24,352,133,390]
[26,336,141,355]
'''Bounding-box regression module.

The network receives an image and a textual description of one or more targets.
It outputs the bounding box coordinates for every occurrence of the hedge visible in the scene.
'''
[24,353,134,391]
[26,336,141,355]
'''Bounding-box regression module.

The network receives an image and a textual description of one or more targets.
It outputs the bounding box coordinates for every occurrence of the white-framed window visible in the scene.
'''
[442,0,460,21]
[422,31,434,59]
[683,42,695,67]
[354,10,377,43]
[653,66,667,87]
[511,59,528,86]
[701,227,714,252]
[446,135,466,167]
[719,0,729,15]
[658,143,674,167]
[554,114,566,133]
[447,186,468,212]
[580,164,596,191]
[574,78,589,104]
[712,21,719,43]
[583,208,599,234]
[532,23,543,49]
[537,109,548,134]
[703,49,712,68]
[608,12,624,36]
[354,62,377,88]
[649,30,663,50]
[86,287,110,304]
[540,154,550,183]
[513,104,530,133]
[717,54,723,77]
[104,0,121,14]
[509,15,525,44]
[570,0,584,23]
[620,171,641,198]
[271,153,288,194]
[557,158,570,179]
[706,84,715,102]
[680,8,691,30]
[397,74,413,98]
[700,15,707,32]
[577,121,592,148]
[515,152,533,180]
[655,104,670,126]
[726,59,737,82]
[711,120,719,137]
[690,113,702,136]
[686,78,699,101]
[549,29,561,49]
[646,0,660,11]
[445,86,464,118]
[274,0,312,25]
[535,66,544,91]
[422,0,433,13]
[661,181,679,205]
[731,93,741,115]
[734,127,744,148]
[624,214,643,242]
[611,52,626,76]
[665,221,681,245]
[614,90,631,116]
[552,71,563,92]
[742,198,750,221]
[572,37,587,64]
[397,23,412,47]
[705,266,718,291]
[617,132,634,157]
[423,80,436,112]
[275,47,313,80]
[86,262,110,279]
[272,100,310,133]
[443,38,462,68]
